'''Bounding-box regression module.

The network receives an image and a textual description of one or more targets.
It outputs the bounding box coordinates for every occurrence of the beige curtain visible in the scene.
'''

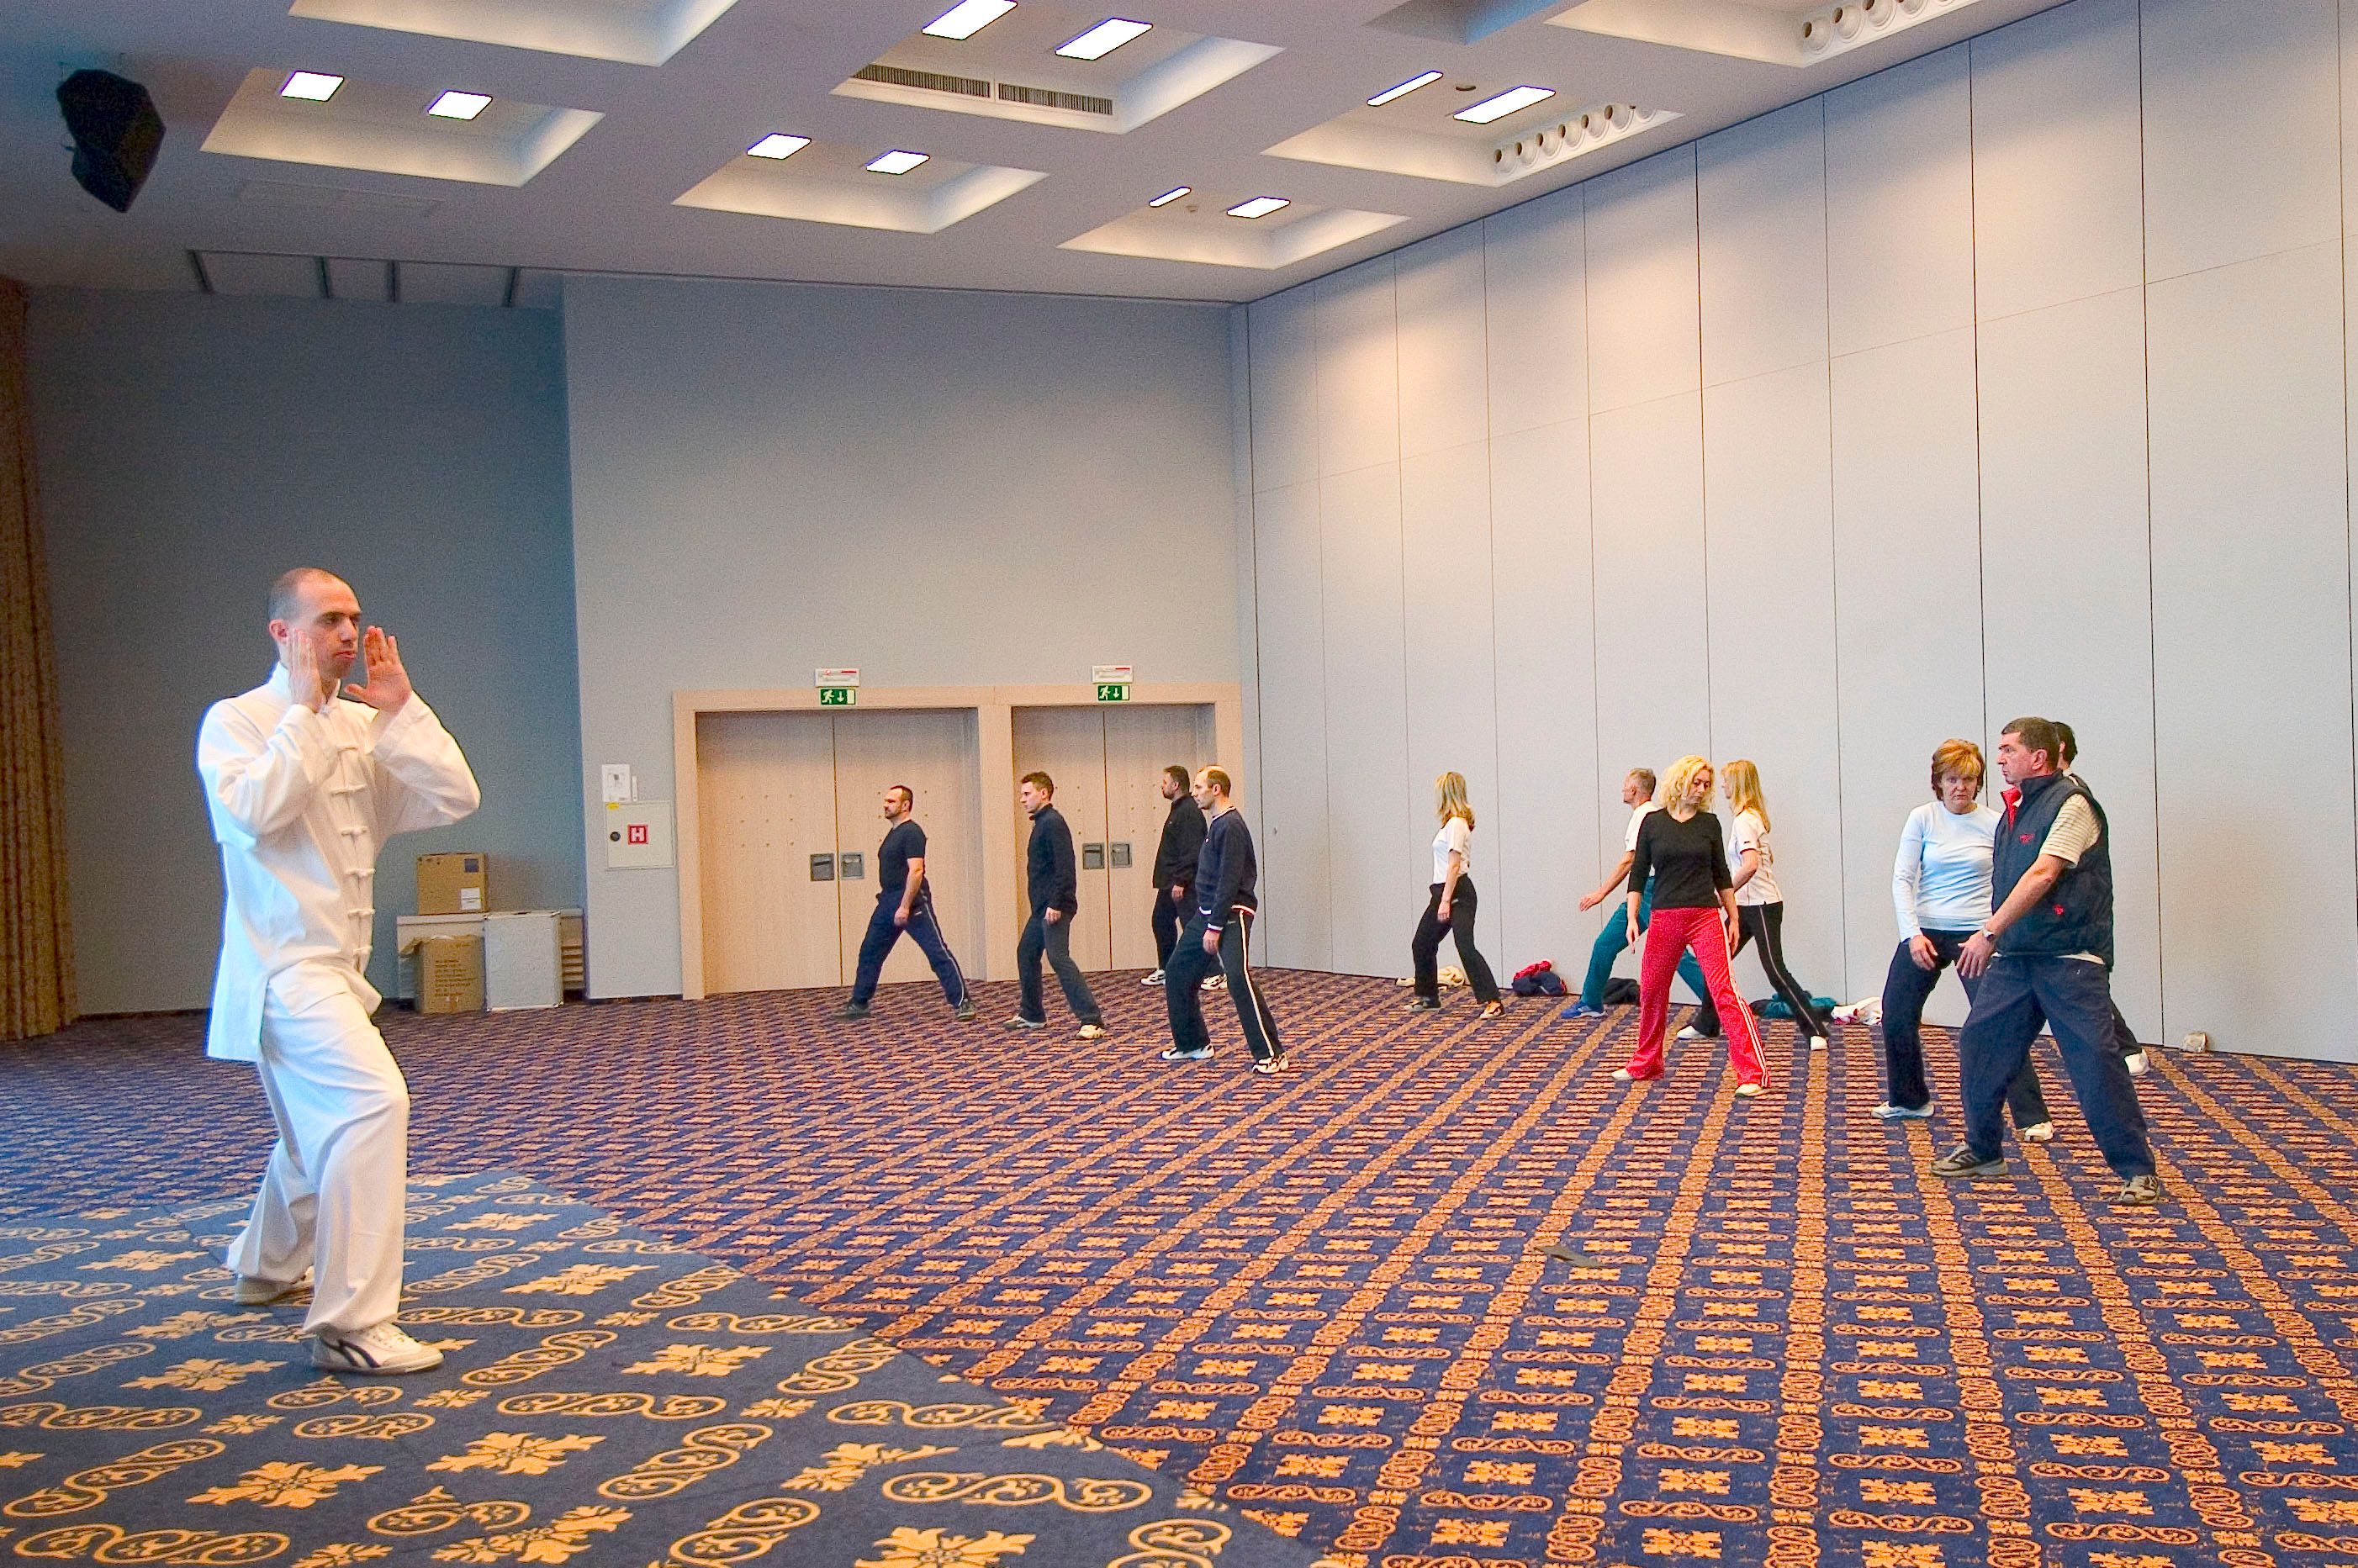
[0,277,77,1040]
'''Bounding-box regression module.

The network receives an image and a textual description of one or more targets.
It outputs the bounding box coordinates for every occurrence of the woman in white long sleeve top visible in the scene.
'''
[1873,738,2052,1135]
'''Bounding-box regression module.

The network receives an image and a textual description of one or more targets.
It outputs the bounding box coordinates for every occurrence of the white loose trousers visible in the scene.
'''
[227,961,411,1334]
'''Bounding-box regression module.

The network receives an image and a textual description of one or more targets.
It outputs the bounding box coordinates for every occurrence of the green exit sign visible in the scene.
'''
[819,686,858,707]
[1095,683,1130,703]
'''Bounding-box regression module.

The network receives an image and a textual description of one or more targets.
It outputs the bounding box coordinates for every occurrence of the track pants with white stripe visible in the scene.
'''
[1164,906,1283,1063]
[849,887,968,1008]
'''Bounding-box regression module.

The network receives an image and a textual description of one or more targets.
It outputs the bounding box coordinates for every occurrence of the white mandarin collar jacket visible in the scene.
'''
[196,664,480,1062]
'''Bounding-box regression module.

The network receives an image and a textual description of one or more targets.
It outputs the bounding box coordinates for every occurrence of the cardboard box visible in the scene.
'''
[414,934,484,1014]
[417,853,489,916]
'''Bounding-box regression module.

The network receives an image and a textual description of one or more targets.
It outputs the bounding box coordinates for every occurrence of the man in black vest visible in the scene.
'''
[1144,763,1207,987]
[1932,716,2161,1205]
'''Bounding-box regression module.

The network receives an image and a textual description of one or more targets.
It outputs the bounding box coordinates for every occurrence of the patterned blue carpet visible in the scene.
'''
[7,969,2358,1568]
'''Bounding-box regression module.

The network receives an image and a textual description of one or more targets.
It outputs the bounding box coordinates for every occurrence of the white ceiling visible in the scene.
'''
[0,0,2069,306]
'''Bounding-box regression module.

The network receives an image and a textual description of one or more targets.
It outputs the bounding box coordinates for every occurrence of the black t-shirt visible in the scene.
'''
[878,820,926,899]
[1630,809,1731,910]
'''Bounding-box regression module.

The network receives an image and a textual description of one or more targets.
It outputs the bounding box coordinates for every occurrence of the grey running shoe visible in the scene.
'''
[1931,1144,2006,1179]
[312,1320,442,1375]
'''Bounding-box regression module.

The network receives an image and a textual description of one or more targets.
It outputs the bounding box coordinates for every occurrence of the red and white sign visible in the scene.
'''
[627,823,650,847]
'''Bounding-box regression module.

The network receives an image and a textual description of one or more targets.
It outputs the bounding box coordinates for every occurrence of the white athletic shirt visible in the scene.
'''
[1432,815,1472,884]
[1728,808,1779,906]
[1624,800,1659,853]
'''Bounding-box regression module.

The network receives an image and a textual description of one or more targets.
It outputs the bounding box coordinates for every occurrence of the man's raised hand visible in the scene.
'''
[343,626,413,715]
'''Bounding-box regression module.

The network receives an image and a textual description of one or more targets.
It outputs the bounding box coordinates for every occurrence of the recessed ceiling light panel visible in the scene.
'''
[1227,196,1288,218]
[280,71,344,101]
[867,149,931,174]
[1147,185,1191,207]
[427,90,493,120]
[1367,70,1442,108]
[1455,85,1553,124]
[1056,17,1153,59]
[747,134,810,159]
[923,0,1018,38]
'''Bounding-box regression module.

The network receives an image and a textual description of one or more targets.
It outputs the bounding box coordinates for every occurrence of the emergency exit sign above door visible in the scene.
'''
[817,668,859,707]
[1093,664,1132,702]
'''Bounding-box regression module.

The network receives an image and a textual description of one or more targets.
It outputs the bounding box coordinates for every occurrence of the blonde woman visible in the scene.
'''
[1407,772,1504,1019]
[1684,759,1832,1051]
[1620,755,1768,1095]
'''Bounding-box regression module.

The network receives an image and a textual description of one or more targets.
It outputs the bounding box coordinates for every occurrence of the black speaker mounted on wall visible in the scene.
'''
[57,69,164,213]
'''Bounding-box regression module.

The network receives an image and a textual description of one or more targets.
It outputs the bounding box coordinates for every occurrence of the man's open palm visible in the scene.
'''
[344,627,413,715]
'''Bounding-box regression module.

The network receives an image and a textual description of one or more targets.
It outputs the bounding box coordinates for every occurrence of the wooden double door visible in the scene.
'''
[1011,705,1217,972]
[696,709,981,994]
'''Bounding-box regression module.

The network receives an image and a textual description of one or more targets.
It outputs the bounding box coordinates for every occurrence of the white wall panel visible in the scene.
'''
[1401,441,1503,950]
[2149,242,2356,1059]
[2142,0,2339,282]
[1247,286,1318,494]
[1970,0,2144,319]
[1484,188,1588,436]
[1830,328,1985,1012]
[1231,304,1263,819]
[1698,99,1828,389]
[1591,393,1712,800]
[1316,259,1401,478]
[1702,363,1847,999]
[1251,479,1332,969]
[1825,45,1975,356]
[1397,226,1491,458]
[1978,287,2161,1038]
[1490,421,1601,971]
[1319,462,1414,978]
[1583,150,1702,414]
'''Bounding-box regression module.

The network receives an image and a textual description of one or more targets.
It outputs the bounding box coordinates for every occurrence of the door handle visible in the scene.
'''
[810,853,836,882]
[838,851,864,880]
[1081,842,1106,870]
[1109,842,1133,868]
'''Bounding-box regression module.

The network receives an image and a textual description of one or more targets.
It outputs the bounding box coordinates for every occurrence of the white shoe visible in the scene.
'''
[1141,969,1166,987]
[1733,1082,1765,1099]
[1202,975,1226,992]
[2019,1121,2054,1143]
[1076,1023,1108,1041]
[1808,1035,1828,1053]
[1677,1025,1705,1041]
[1252,1053,1288,1076]
[235,1274,305,1306]
[2123,1051,2149,1077]
[311,1320,442,1375]
[1611,1068,1635,1083]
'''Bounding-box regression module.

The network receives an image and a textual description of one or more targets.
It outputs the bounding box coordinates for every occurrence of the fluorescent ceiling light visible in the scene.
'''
[1147,185,1191,208]
[1454,85,1553,124]
[746,133,810,160]
[923,0,1018,38]
[427,90,493,120]
[866,149,930,174]
[1367,70,1442,108]
[1056,18,1152,59]
[1226,196,1287,219]
[280,71,344,101]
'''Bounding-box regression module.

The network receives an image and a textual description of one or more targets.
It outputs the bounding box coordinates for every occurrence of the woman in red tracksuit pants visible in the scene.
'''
[1617,753,1770,1096]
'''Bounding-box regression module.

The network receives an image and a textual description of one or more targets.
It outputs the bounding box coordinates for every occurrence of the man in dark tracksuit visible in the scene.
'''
[1010,771,1105,1037]
[1145,763,1207,986]
[1159,767,1287,1074]
[1933,716,2161,1206]
[837,785,973,1022]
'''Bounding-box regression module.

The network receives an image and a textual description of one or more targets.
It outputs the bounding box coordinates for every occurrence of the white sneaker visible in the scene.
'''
[1677,1025,1705,1041]
[1252,1053,1288,1076]
[1141,969,1166,987]
[2123,1051,2149,1077]
[1076,1023,1108,1041]
[2019,1121,2054,1143]
[1808,1035,1828,1053]
[1159,1045,1213,1063]
[1733,1082,1765,1099]
[235,1274,305,1306]
[312,1320,442,1375]
[1202,975,1226,992]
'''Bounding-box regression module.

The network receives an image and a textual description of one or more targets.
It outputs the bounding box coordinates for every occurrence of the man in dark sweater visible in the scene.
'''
[835,785,974,1023]
[1010,772,1105,1037]
[1145,763,1207,987]
[1932,716,2160,1205]
[1158,767,1287,1074]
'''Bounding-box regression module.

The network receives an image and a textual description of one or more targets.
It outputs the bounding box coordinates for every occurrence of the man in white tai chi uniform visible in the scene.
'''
[198,568,479,1374]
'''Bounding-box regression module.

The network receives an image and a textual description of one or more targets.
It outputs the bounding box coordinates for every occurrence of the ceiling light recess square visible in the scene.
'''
[1147,185,1191,206]
[204,68,599,186]
[677,138,1044,234]
[1367,70,1442,107]
[924,0,1018,38]
[1266,96,1679,187]
[428,90,493,119]
[1057,18,1153,58]
[1226,196,1287,218]
[748,133,809,159]
[1455,85,1552,124]
[1064,198,1404,269]
[281,71,344,101]
[287,0,743,67]
[866,149,930,174]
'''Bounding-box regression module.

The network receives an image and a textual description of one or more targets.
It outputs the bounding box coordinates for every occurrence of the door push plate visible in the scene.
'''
[1109,842,1132,868]
[1081,842,1106,870]
[839,852,864,880]
[810,853,835,882]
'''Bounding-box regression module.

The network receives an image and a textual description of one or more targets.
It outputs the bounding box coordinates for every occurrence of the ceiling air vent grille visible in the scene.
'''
[998,82,1115,115]
[853,63,991,98]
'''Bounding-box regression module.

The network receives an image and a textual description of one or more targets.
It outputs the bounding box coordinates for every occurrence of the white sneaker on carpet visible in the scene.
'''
[235,1273,305,1306]
[1141,969,1166,986]
[2123,1050,2149,1077]
[1808,1035,1828,1052]
[2019,1121,2054,1143]
[1202,975,1226,992]
[311,1320,442,1375]
[1733,1082,1764,1098]
[1076,1023,1108,1041]
[1677,1025,1705,1041]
